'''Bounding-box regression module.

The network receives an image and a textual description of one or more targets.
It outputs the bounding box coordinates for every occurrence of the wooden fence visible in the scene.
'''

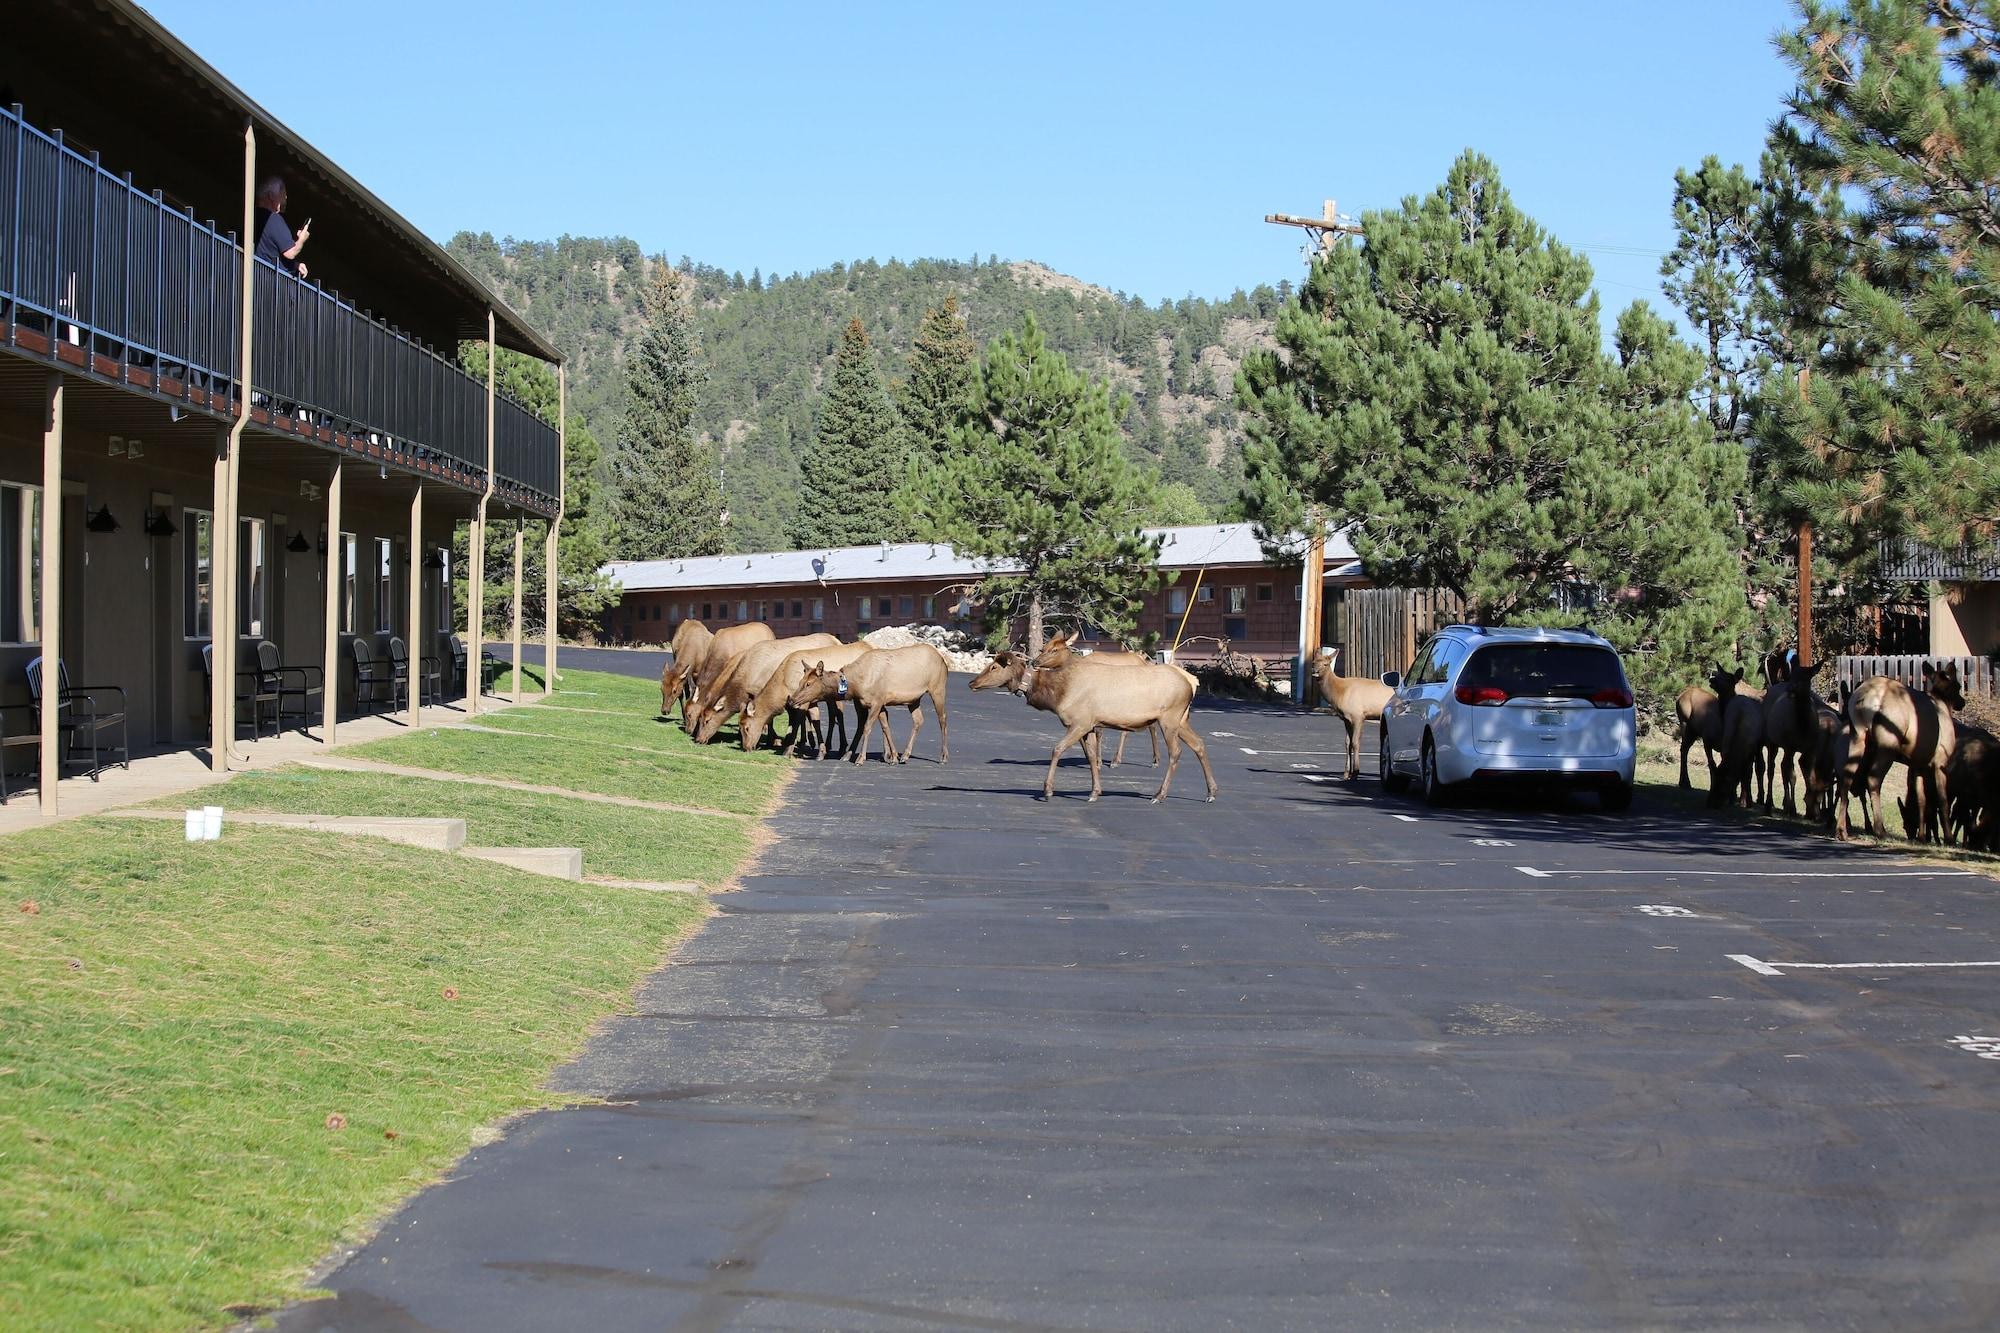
[1325,587,1467,683]
[1835,654,1996,698]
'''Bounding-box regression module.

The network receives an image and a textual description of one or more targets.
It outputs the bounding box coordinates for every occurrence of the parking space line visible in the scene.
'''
[1729,953,2000,976]
[1516,866,1972,880]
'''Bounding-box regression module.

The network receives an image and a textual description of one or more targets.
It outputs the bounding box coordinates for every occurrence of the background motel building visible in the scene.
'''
[600,523,1366,663]
[0,0,566,813]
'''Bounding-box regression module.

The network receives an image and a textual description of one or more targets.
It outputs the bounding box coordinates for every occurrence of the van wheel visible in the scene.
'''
[1380,728,1409,794]
[1600,780,1633,813]
[1420,737,1450,807]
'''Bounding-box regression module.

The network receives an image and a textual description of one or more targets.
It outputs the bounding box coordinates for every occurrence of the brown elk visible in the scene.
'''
[681,622,776,733]
[1761,657,1826,817]
[1708,667,1767,810]
[659,619,714,719]
[788,643,951,765]
[739,642,874,756]
[1839,662,1965,842]
[689,633,840,745]
[970,647,1192,765]
[1020,633,1218,803]
[1945,725,2000,849]
[1675,669,1727,790]
[1312,648,1392,782]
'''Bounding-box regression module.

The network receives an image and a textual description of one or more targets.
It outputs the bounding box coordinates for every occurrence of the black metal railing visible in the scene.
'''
[0,103,561,513]
[0,102,241,403]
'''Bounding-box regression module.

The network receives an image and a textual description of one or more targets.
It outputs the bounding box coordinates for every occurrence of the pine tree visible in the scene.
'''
[1755,0,2000,570]
[897,295,977,465]
[1237,150,1752,706]
[790,317,906,548]
[612,264,724,560]
[904,313,1162,651]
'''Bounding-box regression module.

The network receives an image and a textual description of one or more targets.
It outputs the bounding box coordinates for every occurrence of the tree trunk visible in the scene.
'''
[1028,590,1044,656]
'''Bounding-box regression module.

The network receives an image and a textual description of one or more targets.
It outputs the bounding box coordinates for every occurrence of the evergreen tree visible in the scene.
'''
[897,295,977,465]
[1237,151,1752,706]
[791,317,906,548]
[612,264,724,560]
[1756,0,2000,570]
[904,313,1163,651]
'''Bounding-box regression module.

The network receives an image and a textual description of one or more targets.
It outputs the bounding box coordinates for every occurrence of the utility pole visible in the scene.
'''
[1797,366,1813,663]
[1265,200,1362,705]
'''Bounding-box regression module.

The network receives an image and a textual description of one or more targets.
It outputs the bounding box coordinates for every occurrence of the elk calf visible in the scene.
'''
[1313,648,1393,782]
[789,644,950,765]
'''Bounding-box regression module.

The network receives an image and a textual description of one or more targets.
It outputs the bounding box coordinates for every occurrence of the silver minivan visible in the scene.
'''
[1379,626,1637,810]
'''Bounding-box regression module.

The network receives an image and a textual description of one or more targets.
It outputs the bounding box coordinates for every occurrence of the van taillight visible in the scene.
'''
[1591,687,1634,708]
[1454,685,1509,705]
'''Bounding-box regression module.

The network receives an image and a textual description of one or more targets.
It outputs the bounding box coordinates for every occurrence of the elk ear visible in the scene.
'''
[1923,661,1936,679]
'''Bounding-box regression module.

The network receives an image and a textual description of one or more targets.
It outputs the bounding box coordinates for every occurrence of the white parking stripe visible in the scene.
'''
[1730,953,2000,976]
[1516,866,1971,880]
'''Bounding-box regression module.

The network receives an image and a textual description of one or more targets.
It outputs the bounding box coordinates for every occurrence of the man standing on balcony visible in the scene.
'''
[253,176,311,279]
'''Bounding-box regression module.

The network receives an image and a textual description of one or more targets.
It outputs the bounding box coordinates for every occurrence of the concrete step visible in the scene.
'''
[460,845,583,880]
[584,876,704,895]
[107,808,465,852]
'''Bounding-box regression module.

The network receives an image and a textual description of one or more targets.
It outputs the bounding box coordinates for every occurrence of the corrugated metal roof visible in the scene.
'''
[1880,539,2000,582]
[602,523,1359,593]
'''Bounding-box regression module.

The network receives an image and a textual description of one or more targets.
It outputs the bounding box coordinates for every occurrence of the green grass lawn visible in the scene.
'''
[0,818,706,1329]
[492,664,656,711]
[153,766,755,885]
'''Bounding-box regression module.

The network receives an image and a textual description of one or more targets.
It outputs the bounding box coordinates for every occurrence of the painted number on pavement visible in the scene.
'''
[1634,904,1699,918]
[1948,1034,2000,1061]
[1471,838,1515,847]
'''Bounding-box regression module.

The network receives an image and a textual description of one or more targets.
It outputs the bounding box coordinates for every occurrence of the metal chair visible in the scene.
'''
[0,703,40,804]
[25,656,129,782]
[351,638,391,714]
[388,636,442,705]
[257,640,323,733]
[201,643,279,739]
[447,634,504,696]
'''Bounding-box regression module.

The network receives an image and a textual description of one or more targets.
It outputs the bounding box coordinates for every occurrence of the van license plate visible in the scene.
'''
[1534,709,1565,727]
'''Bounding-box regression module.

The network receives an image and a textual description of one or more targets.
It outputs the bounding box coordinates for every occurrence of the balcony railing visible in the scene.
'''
[0,104,560,515]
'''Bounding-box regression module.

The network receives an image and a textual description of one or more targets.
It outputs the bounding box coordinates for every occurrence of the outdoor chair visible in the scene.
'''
[351,638,391,714]
[201,643,280,740]
[257,640,324,732]
[447,634,504,696]
[0,703,39,804]
[388,637,442,705]
[25,656,130,782]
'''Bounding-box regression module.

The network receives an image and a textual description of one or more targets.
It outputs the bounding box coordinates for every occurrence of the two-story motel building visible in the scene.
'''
[1,0,565,812]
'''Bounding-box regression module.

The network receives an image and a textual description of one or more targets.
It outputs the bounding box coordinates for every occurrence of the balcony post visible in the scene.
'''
[38,372,62,817]
[215,118,256,766]
[545,363,564,696]
[511,520,524,703]
[322,459,342,744]
[408,484,423,726]
[468,309,494,714]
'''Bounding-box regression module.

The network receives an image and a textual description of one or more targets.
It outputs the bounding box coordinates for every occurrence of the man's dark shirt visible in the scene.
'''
[254,209,300,275]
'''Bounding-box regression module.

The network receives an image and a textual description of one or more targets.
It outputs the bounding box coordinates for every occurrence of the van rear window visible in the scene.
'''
[1458,644,1625,699]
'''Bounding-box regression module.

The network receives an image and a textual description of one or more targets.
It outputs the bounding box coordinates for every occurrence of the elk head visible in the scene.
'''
[969,650,1027,693]
[1033,632,1079,670]
[787,662,836,710]
[1708,664,1745,700]
[1922,660,1966,713]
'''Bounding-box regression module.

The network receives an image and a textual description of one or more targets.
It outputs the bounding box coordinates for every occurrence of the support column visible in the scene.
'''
[216,117,256,766]
[408,485,424,726]
[209,426,230,768]
[321,459,342,744]
[38,373,62,816]
[469,310,495,714]
[510,520,524,704]
[544,363,564,697]
[1296,520,1325,706]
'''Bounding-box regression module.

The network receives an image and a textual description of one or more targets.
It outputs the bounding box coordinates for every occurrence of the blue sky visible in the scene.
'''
[147,0,1800,317]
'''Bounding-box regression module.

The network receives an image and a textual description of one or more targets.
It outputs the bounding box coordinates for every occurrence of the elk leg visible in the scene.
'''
[1182,717,1219,801]
[1154,724,1181,803]
[1044,721,1094,799]
[850,705,881,765]
[1780,749,1797,817]
[1933,762,1953,846]
[1111,728,1126,767]
[1150,722,1161,767]
[1345,714,1361,782]
[1679,731,1692,789]
[930,685,949,764]
[900,703,924,764]
[1082,728,1104,801]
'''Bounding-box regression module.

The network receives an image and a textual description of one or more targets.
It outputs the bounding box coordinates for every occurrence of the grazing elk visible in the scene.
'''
[681,622,776,733]
[1021,633,1218,803]
[740,642,874,757]
[1761,658,1827,817]
[788,643,951,765]
[1945,724,2000,850]
[1675,670,1727,790]
[690,633,841,744]
[659,619,715,720]
[1708,667,1768,810]
[1838,662,1965,842]
[1313,647,1393,782]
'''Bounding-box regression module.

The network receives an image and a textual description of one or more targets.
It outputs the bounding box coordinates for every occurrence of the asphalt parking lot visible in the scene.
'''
[287,647,2000,1330]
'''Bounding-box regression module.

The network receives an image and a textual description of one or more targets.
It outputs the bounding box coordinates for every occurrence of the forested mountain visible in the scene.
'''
[446,233,1289,552]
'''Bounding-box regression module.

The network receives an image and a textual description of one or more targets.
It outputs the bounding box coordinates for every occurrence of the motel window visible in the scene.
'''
[702,602,712,620]
[668,603,680,624]
[0,484,43,644]
[758,600,770,622]
[791,600,803,619]
[240,517,267,640]
[183,508,213,639]
[898,596,914,618]
[923,596,934,619]
[1227,586,1248,615]
[1168,587,1188,617]
[952,594,973,620]
[877,597,892,618]
[1257,584,1273,602]
[812,598,824,620]
[375,538,394,633]
[1197,586,1213,603]
[651,605,662,622]
[340,532,357,633]
[737,601,748,621]
[1294,584,1303,601]
[857,597,872,623]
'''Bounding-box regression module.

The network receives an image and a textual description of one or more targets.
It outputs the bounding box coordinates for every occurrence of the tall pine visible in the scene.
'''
[791,317,905,548]
[1237,151,1752,707]
[904,313,1161,651]
[613,264,724,559]
[898,294,977,464]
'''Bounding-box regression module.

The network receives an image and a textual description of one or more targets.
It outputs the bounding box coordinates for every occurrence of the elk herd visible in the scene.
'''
[1678,652,1998,848]
[656,620,1217,803]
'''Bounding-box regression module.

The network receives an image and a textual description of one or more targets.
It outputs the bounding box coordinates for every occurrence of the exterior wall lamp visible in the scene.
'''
[144,508,177,538]
[85,505,120,534]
